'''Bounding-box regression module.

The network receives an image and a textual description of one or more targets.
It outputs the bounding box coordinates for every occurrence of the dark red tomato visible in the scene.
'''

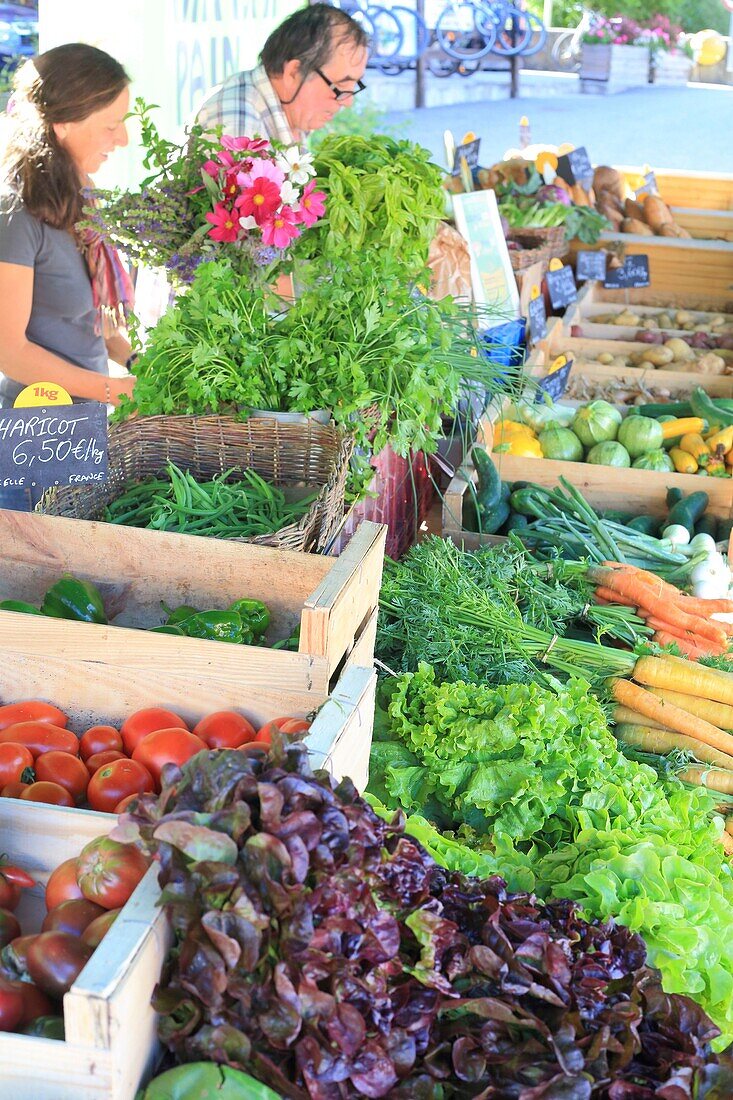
[20,781,75,808]
[0,865,35,889]
[79,725,123,762]
[0,701,68,731]
[238,741,273,756]
[0,722,79,758]
[85,750,127,773]
[0,782,28,800]
[132,728,207,788]
[45,858,83,911]
[113,794,140,814]
[0,909,20,950]
[0,877,20,911]
[192,710,257,749]
[27,932,92,998]
[76,837,149,910]
[42,898,106,937]
[12,979,54,1026]
[0,976,25,1031]
[1,934,37,981]
[86,759,155,814]
[120,708,189,755]
[0,743,34,787]
[81,908,120,948]
[35,753,90,803]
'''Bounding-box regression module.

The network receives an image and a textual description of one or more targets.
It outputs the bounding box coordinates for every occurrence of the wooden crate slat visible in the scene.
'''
[566,234,733,298]
[615,166,733,211]
[304,665,376,792]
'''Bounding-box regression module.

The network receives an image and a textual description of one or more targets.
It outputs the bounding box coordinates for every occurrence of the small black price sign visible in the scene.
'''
[604,254,650,289]
[635,171,659,199]
[527,289,547,342]
[576,250,607,282]
[536,356,573,403]
[557,146,593,184]
[0,402,108,491]
[451,138,481,177]
[546,264,578,310]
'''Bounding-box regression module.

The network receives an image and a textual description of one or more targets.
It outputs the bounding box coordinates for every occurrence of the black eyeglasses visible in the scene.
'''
[314,67,366,101]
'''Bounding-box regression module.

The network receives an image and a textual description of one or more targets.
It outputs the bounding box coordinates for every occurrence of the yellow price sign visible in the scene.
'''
[557,142,575,155]
[549,355,568,374]
[530,284,541,300]
[461,130,477,144]
[14,382,72,408]
[548,258,564,272]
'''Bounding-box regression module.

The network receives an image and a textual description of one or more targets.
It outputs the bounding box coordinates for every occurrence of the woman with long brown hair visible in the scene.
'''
[0,43,136,509]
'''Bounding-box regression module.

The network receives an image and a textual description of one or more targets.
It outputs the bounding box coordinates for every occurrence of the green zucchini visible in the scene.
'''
[695,514,719,540]
[635,401,692,419]
[666,487,684,508]
[626,515,660,537]
[509,488,544,517]
[718,519,733,544]
[666,490,709,533]
[471,446,501,510]
[690,388,733,429]
[477,498,511,535]
[603,510,636,525]
[504,512,530,533]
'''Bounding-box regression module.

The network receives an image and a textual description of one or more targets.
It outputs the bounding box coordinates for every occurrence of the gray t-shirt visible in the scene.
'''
[0,198,109,405]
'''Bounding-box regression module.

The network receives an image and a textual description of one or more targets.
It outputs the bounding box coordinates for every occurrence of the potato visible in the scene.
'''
[593,166,624,203]
[612,356,631,368]
[643,195,674,231]
[614,310,641,326]
[663,337,695,361]
[657,313,673,329]
[597,352,615,365]
[675,311,693,326]
[694,352,726,375]
[640,346,675,366]
[641,318,659,329]
[624,198,645,220]
[597,201,624,229]
[710,315,726,329]
[621,218,654,235]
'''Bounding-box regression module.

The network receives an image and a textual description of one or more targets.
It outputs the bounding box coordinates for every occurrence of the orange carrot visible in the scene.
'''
[589,567,727,647]
[600,562,733,622]
[594,586,637,608]
[653,631,717,659]
[612,678,733,757]
[640,616,725,654]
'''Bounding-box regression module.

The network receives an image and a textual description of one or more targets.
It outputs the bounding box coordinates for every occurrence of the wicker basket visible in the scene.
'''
[38,415,353,554]
[507,225,568,274]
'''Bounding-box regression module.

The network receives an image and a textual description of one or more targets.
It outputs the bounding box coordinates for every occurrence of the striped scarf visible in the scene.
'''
[76,225,135,338]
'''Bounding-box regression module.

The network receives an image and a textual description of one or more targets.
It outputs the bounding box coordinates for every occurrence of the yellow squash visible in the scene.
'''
[669,447,698,474]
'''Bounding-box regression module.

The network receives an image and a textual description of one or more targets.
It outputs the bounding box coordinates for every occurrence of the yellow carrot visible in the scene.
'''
[615,722,733,770]
[726,816,733,837]
[634,654,733,708]
[614,705,668,729]
[721,829,733,856]
[612,678,733,757]
[677,765,733,796]
[648,687,733,732]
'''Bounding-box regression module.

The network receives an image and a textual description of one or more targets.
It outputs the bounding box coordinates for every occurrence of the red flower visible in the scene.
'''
[261,206,301,249]
[236,176,282,226]
[297,181,326,227]
[222,170,241,202]
[205,201,240,242]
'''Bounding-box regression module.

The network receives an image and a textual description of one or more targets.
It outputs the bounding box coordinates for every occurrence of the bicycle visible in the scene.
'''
[551,8,593,70]
[324,0,406,63]
[374,2,432,72]
[434,0,545,61]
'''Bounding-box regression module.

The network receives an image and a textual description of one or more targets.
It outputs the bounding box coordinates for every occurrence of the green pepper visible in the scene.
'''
[163,604,201,626]
[228,598,270,638]
[179,610,251,645]
[40,574,107,624]
[21,1015,65,1040]
[272,624,301,651]
[0,600,43,615]
[149,624,188,635]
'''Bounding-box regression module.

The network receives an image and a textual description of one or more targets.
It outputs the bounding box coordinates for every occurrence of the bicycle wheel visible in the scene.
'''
[427,52,459,76]
[551,29,575,66]
[518,12,547,57]
[365,4,404,58]
[480,4,531,56]
[436,1,496,60]
[390,4,431,62]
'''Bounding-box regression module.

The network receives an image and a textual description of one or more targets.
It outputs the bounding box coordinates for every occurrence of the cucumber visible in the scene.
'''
[666,487,684,508]
[504,512,530,533]
[718,519,733,544]
[471,446,501,511]
[509,488,544,517]
[604,510,636,525]
[636,401,692,419]
[667,490,709,533]
[626,515,660,537]
[695,513,719,540]
[690,388,733,429]
[477,498,511,535]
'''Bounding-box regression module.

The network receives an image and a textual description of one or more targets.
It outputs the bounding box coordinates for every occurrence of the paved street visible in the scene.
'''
[378,82,733,172]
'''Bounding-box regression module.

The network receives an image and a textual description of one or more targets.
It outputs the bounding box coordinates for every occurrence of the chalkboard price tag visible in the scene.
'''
[527,286,547,342]
[546,264,578,310]
[0,402,108,491]
[556,146,593,184]
[604,254,650,289]
[536,356,573,403]
[635,171,658,199]
[576,250,607,282]
[452,137,481,177]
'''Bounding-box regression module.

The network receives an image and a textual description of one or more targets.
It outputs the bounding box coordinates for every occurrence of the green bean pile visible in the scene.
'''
[104,462,317,539]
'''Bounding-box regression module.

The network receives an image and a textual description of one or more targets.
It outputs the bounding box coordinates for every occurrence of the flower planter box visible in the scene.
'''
[580,43,650,93]
[652,52,693,85]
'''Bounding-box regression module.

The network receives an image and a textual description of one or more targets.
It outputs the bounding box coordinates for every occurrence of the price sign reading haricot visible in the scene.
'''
[545,261,578,310]
[0,383,108,491]
[527,284,547,342]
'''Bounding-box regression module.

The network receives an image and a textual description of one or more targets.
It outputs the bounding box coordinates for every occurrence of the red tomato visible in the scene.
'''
[1,934,36,981]
[45,858,83,911]
[0,701,68,731]
[0,743,34,787]
[86,759,154,814]
[27,932,92,998]
[12,979,53,1026]
[0,877,20,911]
[0,909,20,950]
[132,728,207,788]
[0,976,25,1031]
[76,838,149,910]
[34,753,90,803]
[0,865,35,890]
[192,710,257,749]
[85,750,127,773]
[113,794,140,814]
[0,722,79,758]
[238,741,273,756]
[79,725,123,762]
[81,908,120,948]
[120,708,189,755]
[42,898,106,937]
[252,723,275,746]
[20,781,75,807]
[0,782,28,800]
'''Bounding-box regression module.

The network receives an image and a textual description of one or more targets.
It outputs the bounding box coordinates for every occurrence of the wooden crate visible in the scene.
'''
[616,167,733,212]
[579,44,650,93]
[0,799,170,1100]
[442,459,507,552]
[0,512,385,708]
[561,281,733,343]
[566,233,733,298]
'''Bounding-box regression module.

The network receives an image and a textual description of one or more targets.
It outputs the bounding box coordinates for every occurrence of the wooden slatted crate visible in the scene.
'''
[615,166,733,212]
[0,512,385,712]
[559,282,733,343]
[566,233,733,299]
[0,651,377,1099]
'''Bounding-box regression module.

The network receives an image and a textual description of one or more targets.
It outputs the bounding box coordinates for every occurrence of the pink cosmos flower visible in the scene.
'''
[202,159,220,178]
[297,181,326,227]
[261,206,301,249]
[205,202,241,242]
[238,157,285,189]
[221,135,270,153]
[236,176,282,225]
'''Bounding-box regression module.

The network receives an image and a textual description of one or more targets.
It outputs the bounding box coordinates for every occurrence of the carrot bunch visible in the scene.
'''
[588,562,733,659]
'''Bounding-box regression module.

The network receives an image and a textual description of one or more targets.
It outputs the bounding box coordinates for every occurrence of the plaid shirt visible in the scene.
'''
[194,64,301,147]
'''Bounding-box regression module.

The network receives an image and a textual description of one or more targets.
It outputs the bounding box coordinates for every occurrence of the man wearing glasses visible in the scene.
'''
[195,4,369,147]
